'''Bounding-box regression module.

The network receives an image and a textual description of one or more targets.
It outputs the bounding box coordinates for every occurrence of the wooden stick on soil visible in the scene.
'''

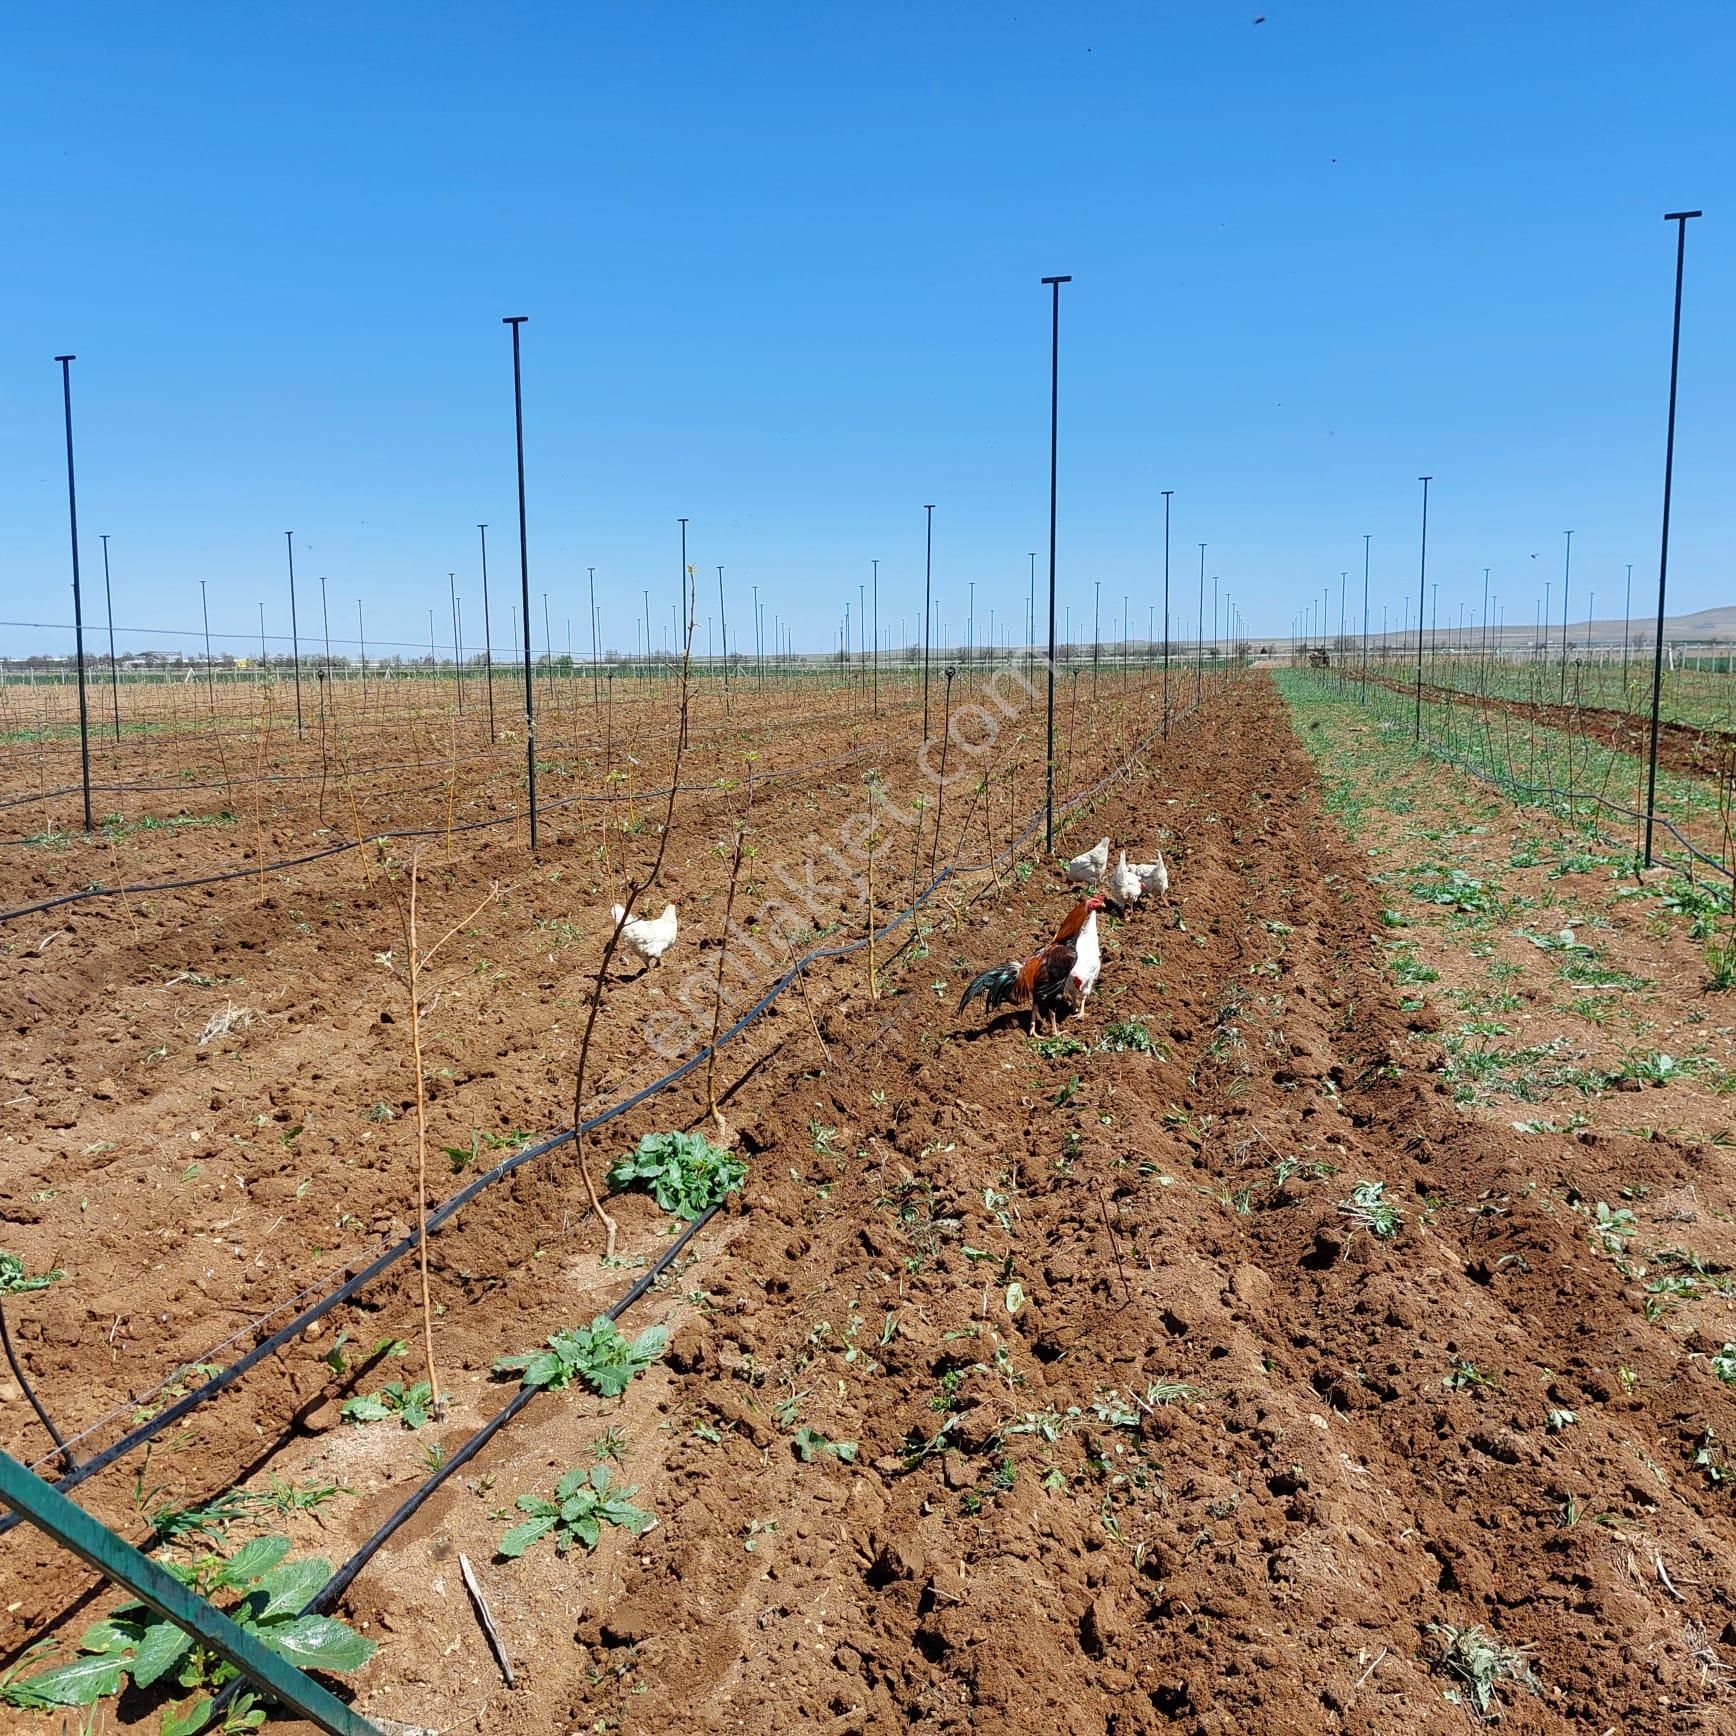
[459,1552,515,1688]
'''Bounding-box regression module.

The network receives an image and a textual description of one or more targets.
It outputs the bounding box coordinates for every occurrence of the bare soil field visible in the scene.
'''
[7,669,1736,1734]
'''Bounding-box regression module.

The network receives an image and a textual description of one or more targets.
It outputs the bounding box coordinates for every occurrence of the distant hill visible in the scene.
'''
[1350,604,1736,649]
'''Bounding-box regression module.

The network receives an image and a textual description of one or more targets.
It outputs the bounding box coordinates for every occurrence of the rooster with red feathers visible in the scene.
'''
[957,893,1122,1035]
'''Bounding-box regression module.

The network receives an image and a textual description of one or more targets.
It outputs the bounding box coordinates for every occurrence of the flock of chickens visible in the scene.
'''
[958,837,1169,1036]
[607,834,1171,1045]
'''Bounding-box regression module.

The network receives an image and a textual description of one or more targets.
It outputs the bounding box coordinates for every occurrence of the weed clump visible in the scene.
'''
[608,1130,745,1220]
[493,1316,667,1397]
[498,1464,653,1558]
[1336,1180,1402,1238]
[1429,1620,1540,1720]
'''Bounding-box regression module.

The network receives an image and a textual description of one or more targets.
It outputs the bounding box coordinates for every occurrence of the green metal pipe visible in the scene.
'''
[0,1451,381,1736]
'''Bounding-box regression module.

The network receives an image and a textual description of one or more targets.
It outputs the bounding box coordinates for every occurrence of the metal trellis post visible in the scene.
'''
[503,317,537,850]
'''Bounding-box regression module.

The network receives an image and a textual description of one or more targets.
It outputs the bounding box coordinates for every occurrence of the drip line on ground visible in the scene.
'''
[0,682,1216,1538]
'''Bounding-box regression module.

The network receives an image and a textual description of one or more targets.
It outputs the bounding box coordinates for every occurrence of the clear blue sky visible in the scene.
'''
[2,1,1732,661]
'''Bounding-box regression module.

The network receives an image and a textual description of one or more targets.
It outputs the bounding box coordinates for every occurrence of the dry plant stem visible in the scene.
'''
[793,957,833,1069]
[982,782,1006,901]
[866,819,879,1000]
[1066,674,1079,800]
[570,568,699,1258]
[206,673,236,815]
[329,697,374,889]
[908,796,924,909]
[705,773,755,1126]
[316,679,331,827]
[1097,1183,1134,1305]
[444,712,459,859]
[404,857,439,1405]
[389,850,501,1407]
[928,675,953,878]
[252,683,272,906]
[109,836,141,945]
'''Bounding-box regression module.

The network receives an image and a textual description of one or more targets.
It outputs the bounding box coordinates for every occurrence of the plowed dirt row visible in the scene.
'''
[8,674,1736,1734]
[0,677,1165,1477]
[1372,673,1736,785]
[0,678,929,895]
[0,675,1186,1690]
[327,675,1730,1735]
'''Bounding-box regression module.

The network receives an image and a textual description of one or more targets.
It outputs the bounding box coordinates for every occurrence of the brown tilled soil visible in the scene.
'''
[7,673,1736,1734]
[1379,673,1736,784]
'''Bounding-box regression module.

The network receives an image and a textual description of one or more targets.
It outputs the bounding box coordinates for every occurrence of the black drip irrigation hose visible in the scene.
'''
[0,679,1219,1538]
[305,1201,721,1623]
[0,1299,76,1475]
[0,744,870,925]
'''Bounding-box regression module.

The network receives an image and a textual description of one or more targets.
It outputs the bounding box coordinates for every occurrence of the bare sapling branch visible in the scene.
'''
[863,769,881,1000]
[705,765,756,1133]
[929,667,955,878]
[252,679,273,907]
[328,692,375,889]
[379,847,501,1410]
[569,562,700,1258]
[444,711,460,859]
[205,659,236,815]
[792,947,833,1070]
[908,791,925,909]
[109,833,141,945]
[316,673,332,828]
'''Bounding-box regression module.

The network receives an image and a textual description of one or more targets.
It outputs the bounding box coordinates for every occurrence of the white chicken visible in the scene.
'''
[1063,836,1109,886]
[1109,849,1143,909]
[611,902,679,971]
[1066,903,1105,1016]
[1132,853,1169,901]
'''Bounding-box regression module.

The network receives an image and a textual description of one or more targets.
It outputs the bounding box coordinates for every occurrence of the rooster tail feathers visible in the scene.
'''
[959,960,1020,1014]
